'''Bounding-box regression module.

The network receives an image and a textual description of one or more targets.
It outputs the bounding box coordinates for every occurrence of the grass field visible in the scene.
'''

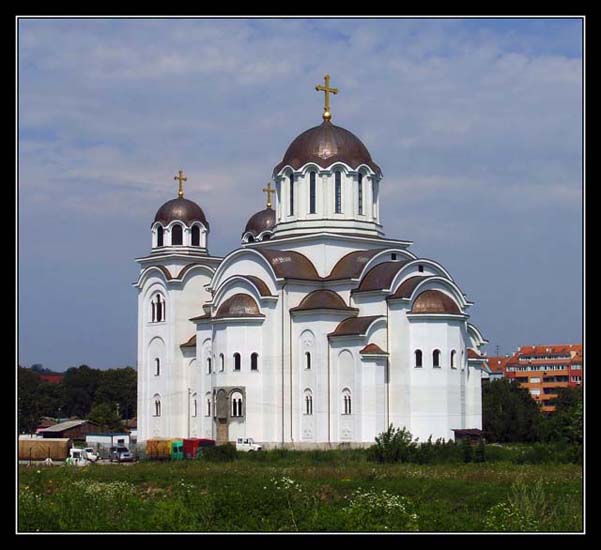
[18,451,583,533]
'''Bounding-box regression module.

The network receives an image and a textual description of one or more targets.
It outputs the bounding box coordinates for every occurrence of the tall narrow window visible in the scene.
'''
[251,353,258,371]
[207,357,212,374]
[234,353,241,371]
[191,225,200,247]
[372,180,377,218]
[415,350,423,368]
[171,224,183,246]
[156,226,164,247]
[342,390,352,415]
[155,358,160,376]
[220,354,225,372]
[309,172,316,214]
[357,173,363,215]
[206,397,211,417]
[451,350,456,369]
[154,398,161,417]
[193,397,197,417]
[305,352,311,370]
[289,173,294,216]
[305,392,313,415]
[335,171,342,213]
[231,392,243,417]
[151,301,156,322]
[433,349,441,368]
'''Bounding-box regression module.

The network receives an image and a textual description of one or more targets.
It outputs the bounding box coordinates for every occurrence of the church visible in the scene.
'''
[134,75,488,449]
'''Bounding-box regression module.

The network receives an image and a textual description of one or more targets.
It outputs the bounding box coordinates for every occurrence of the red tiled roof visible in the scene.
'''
[486,356,509,373]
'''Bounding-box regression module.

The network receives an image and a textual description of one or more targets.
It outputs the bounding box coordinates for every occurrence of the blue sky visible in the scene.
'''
[18,17,583,370]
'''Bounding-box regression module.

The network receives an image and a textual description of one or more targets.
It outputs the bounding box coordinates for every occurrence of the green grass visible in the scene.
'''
[18,453,583,533]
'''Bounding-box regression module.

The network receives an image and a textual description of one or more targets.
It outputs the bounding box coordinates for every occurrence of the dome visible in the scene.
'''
[153,197,209,228]
[243,207,275,238]
[215,293,263,318]
[411,290,461,315]
[273,120,381,175]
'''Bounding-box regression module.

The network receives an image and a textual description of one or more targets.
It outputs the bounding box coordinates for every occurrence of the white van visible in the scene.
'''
[236,438,262,452]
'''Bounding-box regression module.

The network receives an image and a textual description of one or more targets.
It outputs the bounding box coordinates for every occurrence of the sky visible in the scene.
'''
[18,17,583,371]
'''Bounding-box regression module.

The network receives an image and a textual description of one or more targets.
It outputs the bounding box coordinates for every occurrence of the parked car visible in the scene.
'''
[81,448,99,463]
[236,438,262,452]
[110,446,133,462]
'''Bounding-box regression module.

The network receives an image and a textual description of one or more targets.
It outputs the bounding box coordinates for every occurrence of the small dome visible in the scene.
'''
[243,207,275,238]
[274,120,381,175]
[411,290,461,315]
[215,293,263,318]
[153,197,209,228]
[291,289,355,312]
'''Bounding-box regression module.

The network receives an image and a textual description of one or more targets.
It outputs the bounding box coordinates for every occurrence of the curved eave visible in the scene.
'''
[328,315,385,339]
[273,159,382,178]
[406,313,469,321]
[290,307,359,316]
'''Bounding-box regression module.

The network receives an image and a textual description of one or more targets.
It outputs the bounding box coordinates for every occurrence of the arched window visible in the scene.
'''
[305,351,311,370]
[247,235,255,243]
[152,294,165,322]
[219,353,225,372]
[207,357,212,374]
[372,180,378,218]
[451,350,456,369]
[357,172,363,215]
[304,390,313,415]
[415,350,423,368]
[251,353,258,371]
[154,358,160,376]
[206,394,212,417]
[234,353,241,371]
[433,349,441,368]
[171,224,183,246]
[309,172,316,214]
[289,172,295,216]
[335,171,342,214]
[154,396,161,417]
[156,226,164,247]
[461,350,465,371]
[231,391,243,417]
[342,389,352,415]
[191,225,200,247]
[192,394,197,417]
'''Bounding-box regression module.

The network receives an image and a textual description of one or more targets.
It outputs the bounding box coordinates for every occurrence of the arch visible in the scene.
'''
[233,352,241,371]
[415,349,423,368]
[356,249,417,282]
[209,248,280,293]
[433,349,441,368]
[153,394,161,417]
[388,260,456,296]
[304,388,313,415]
[219,353,225,372]
[213,274,275,308]
[156,225,164,247]
[231,391,244,418]
[171,223,183,246]
[342,388,352,415]
[406,276,470,311]
[251,352,259,371]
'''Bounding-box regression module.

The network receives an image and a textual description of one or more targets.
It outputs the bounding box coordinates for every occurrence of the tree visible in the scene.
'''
[482,379,543,442]
[95,367,137,419]
[88,402,125,432]
[541,386,583,445]
[18,367,41,433]
[62,365,102,417]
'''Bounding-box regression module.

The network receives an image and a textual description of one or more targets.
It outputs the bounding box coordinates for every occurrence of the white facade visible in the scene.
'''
[135,115,487,448]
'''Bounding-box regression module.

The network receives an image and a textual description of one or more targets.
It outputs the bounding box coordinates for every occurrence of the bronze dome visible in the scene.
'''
[243,207,275,237]
[274,120,381,175]
[215,293,263,318]
[411,290,461,315]
[153,197,209,228]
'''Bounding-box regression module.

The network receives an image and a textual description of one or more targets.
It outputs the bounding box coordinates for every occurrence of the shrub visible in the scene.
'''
[342,488,419,531]
[367,425,417,463]
[461,438,473,463]
[202,443,237,462]
[474,439,486,463]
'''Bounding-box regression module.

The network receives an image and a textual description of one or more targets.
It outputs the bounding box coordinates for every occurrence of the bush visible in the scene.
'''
[202,443,237,462]
[461,438,473,463]
[474,439,486,463]
[367,425,417,463]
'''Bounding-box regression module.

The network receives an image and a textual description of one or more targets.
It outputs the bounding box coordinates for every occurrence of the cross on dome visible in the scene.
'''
[262,181,275,209]
[174,169,187,198]
[315,74,339,121]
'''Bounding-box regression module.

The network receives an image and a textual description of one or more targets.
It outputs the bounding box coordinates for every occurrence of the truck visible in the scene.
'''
[235,437,262,452]
[65,448,88,466]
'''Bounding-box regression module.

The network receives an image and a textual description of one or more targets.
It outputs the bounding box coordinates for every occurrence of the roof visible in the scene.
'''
[354,261,409,292]
[388,275,431,300]
[504,344,583,367]
[329,315,383,338]
[256,249,321,280]
[486,356,509,373]
[274,120,381,175]
[39,420,96,433]
[410,290,461,315]
[243,207,276,237]
[290,289,357,313]
[467,348,485,360]
[215,293,264,319]
[180,334,197,348]
[325,249,387,280]
[241,275,273,296]
[359,343,388,355]
[153,197,209,228]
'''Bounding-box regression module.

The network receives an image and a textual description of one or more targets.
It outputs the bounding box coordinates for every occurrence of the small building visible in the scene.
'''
[38,419,101,440]
[483,356,510,382]
[452,428,484,445]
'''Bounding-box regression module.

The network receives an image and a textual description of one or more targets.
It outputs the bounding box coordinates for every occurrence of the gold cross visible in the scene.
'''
[174,170,187,198]
[262,181,275,209]
[315,74,339,121]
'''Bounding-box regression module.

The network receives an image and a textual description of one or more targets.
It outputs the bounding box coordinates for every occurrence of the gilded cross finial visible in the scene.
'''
[315,74,339,121]
[174,169,187,198]
[262,181,275,209]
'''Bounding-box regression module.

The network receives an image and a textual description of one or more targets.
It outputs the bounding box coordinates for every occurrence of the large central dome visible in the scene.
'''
[274,120,381,175]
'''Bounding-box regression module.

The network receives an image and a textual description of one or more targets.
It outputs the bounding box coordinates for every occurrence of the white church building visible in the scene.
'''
[134,76,488,449]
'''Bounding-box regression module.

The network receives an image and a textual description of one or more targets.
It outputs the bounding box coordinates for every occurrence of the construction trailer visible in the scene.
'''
[18,438,71,461]
[85,433,130,458]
